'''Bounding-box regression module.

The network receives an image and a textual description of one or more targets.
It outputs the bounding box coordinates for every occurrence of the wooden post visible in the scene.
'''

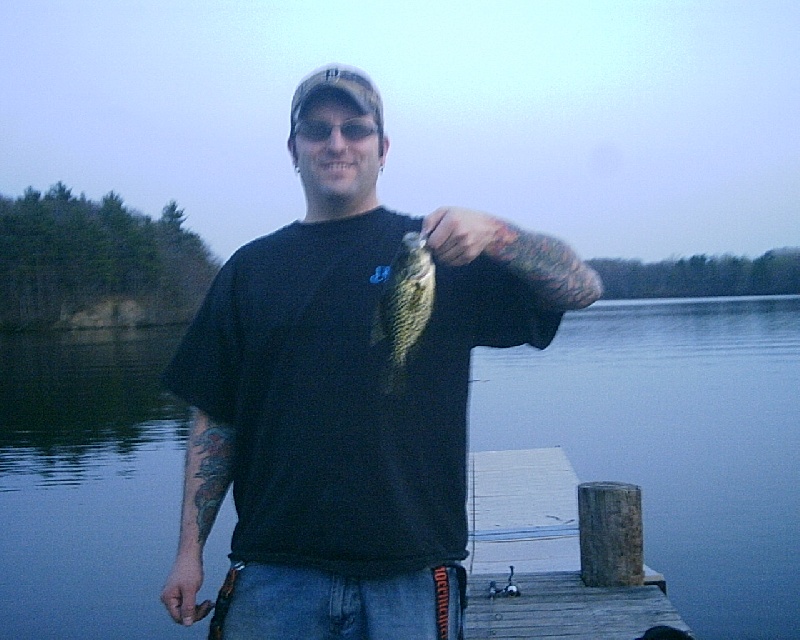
[578,481,644,587]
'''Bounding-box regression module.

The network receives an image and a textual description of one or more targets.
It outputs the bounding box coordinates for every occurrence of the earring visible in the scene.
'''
[294,166,300,174]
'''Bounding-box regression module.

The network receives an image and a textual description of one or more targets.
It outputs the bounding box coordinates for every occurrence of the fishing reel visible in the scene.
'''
[488,566,521,599]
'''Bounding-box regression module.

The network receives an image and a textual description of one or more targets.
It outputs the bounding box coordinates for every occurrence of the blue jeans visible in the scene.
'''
[222,562,463,639]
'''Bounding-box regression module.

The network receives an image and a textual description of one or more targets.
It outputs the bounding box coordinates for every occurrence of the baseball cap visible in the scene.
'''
[290,64,383,137]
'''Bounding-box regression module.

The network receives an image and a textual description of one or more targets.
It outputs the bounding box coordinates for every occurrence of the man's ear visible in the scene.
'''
[287,138,298,166]
[380,134,390,159]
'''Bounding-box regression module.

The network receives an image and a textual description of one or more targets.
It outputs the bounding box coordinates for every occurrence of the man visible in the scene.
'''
[160,64,602,639]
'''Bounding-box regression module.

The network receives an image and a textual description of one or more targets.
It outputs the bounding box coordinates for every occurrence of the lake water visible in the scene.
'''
[1,296,798,640]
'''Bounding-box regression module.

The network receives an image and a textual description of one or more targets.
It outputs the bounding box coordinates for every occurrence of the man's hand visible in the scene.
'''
[421,207,504,266]
[161,555,214,626]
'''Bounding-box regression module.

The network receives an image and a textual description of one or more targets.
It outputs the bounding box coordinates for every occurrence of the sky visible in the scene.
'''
[1,0,798,263]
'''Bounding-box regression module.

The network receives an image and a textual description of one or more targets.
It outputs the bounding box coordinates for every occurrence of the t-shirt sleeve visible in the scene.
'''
[161,259,243,424]
[467,257,564,350]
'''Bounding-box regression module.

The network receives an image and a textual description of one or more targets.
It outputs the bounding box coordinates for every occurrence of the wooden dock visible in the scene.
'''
[464,448,692,639]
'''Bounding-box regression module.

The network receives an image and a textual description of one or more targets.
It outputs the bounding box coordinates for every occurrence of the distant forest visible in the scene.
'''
[1,183,798,330]
[0,182,220,331]
[587,249,800,299]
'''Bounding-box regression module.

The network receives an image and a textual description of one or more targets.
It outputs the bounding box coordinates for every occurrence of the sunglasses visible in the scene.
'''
[295,119,378,142]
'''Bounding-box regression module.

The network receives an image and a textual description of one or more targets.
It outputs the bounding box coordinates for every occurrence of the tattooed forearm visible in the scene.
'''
[190,419,236,544]
[485,222,603,310]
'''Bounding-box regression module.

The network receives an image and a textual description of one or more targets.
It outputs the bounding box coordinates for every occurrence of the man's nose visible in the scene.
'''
[326,127,348,151]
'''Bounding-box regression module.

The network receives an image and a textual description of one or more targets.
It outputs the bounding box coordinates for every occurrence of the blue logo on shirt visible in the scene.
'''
[370,266,391,284]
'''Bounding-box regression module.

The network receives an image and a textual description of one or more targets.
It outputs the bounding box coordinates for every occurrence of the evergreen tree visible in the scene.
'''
[0,183,220,330]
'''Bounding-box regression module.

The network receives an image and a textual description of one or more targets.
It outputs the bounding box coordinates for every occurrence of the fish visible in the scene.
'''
[372,231,436,394]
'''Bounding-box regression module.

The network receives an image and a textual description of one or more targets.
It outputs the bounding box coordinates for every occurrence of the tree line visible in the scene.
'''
[587,250,800,300]
[1,182,220,330]
[2,183,798,330]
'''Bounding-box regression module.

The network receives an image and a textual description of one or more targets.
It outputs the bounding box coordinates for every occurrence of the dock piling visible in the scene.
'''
[578,481,644,587]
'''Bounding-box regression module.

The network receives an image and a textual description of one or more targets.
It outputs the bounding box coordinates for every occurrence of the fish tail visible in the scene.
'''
[382,360,407,395]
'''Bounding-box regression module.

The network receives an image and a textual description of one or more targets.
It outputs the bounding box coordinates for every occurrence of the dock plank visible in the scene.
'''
[464,572,691,640]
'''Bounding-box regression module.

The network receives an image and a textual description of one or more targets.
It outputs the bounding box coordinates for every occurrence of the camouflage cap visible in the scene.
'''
[290,65,383,136]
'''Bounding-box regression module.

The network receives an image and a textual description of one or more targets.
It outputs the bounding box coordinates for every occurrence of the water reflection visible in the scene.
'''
[477,294,800,372]
[0,326,191,489]
[1,297,798,640]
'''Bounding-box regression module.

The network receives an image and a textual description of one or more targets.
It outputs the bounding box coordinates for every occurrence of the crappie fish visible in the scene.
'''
[372,231,436,394]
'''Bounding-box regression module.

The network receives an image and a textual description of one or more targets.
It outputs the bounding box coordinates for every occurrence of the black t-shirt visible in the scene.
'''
[163,207,562,577]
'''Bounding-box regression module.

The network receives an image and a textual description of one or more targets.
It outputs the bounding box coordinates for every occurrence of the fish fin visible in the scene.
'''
[370,306,386,345]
